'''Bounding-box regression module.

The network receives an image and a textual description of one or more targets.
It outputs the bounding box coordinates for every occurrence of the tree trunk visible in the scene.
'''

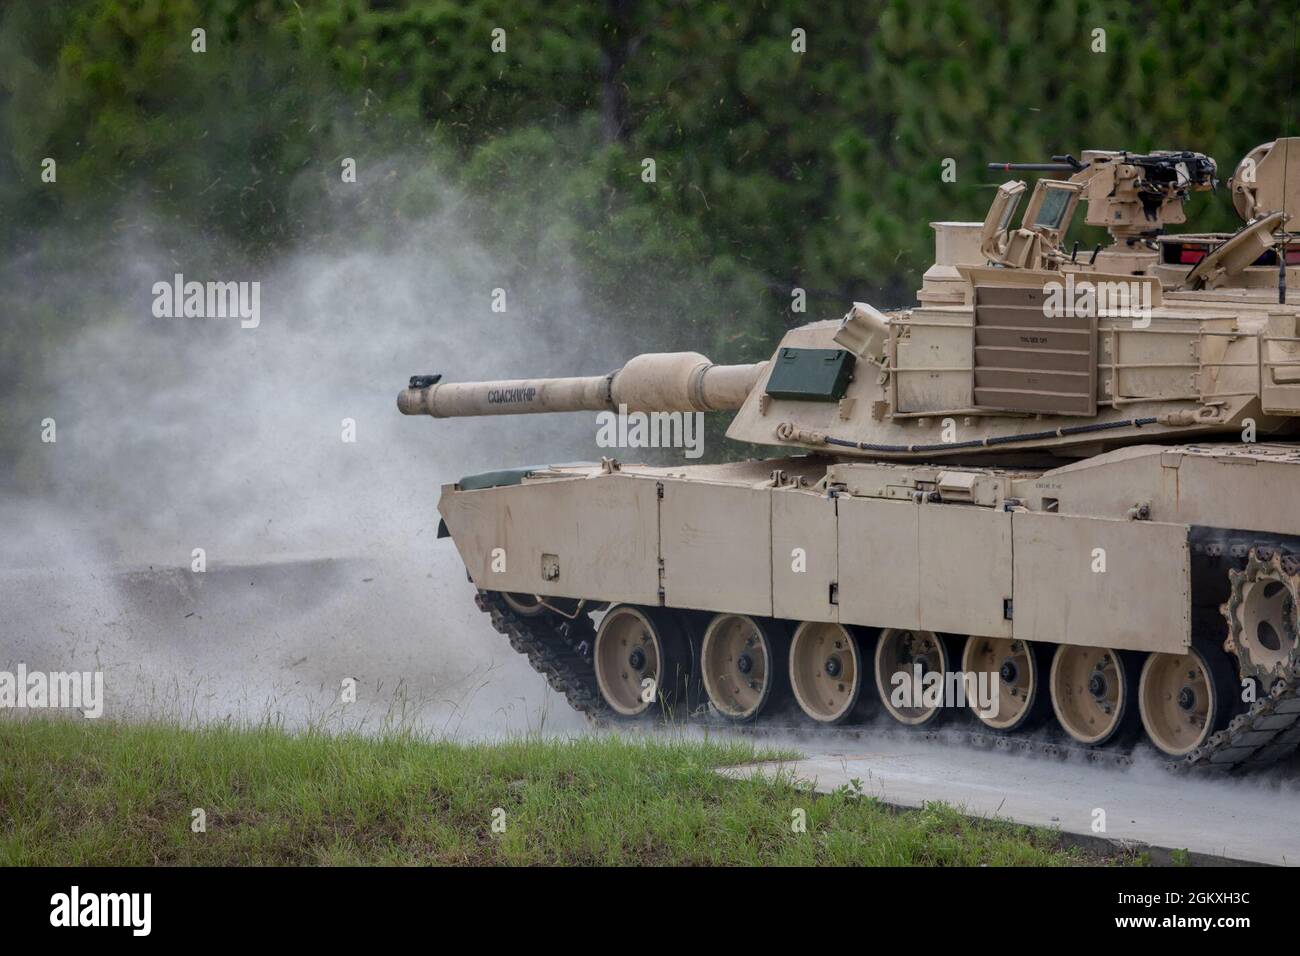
[599,0,634,144]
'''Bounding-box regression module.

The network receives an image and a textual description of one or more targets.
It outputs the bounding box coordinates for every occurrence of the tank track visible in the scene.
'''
[1180,669,1300,771]
[476,591,609,718]
[1180,543,1300,771]
[478,590,1300,774]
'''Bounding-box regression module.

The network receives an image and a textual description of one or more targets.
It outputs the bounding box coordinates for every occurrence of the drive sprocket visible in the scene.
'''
[1222,548,1300,689]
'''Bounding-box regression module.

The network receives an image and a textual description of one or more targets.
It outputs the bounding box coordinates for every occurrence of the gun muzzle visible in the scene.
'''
[397,352,767,418]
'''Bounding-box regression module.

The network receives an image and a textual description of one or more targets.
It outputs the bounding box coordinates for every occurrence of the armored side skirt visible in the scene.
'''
[437,445,1300,654]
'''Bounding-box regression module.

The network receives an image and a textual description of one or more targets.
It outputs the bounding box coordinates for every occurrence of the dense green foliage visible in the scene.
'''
[0,0,1296,478]
[5,1,1298,310]
[0,718,1119,864]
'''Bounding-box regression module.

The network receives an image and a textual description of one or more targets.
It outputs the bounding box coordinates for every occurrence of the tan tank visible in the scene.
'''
[400,139,1300,772]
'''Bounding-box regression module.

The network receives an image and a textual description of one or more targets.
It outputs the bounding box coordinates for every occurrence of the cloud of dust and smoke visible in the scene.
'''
[0,166,635,738]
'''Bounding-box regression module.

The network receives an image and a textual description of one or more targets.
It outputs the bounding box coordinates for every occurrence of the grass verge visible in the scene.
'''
[0,717,1128,865]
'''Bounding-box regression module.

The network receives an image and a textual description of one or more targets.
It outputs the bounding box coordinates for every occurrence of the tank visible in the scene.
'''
[399,138,1300,772]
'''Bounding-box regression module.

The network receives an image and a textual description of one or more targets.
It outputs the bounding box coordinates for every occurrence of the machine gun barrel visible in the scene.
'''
[988,154,1087,175]
[987,162,1079,173]
[397,352,767,418]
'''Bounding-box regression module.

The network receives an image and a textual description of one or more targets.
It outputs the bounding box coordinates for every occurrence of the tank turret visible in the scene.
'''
[403,140,1300,462]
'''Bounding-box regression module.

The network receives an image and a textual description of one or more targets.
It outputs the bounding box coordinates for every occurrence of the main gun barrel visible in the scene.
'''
[397,352,767,418]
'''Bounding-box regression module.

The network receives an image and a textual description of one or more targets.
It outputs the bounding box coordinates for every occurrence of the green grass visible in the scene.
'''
[0,717,1126,866]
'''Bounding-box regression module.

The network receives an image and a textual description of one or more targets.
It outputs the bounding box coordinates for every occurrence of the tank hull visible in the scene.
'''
[438,445,1300,771]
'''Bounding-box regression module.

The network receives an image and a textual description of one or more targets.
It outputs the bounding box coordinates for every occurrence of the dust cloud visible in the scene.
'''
[0,172,635,738]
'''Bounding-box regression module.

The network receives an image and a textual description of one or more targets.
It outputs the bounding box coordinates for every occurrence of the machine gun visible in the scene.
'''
[1120,150,1219,191]
[981,148,1221,274]
[988,154,1087,174]
[988,149,1217,243]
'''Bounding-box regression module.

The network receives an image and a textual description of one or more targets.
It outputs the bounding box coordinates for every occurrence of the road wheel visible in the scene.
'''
[961,636,1050,732]
[593,604,690,718]
[700,614,789,721]
[1138,646,1234,757]
[789,621,868,724]
[1049,644,1138,746]
[875,628,950,727]
[502,592,547,617]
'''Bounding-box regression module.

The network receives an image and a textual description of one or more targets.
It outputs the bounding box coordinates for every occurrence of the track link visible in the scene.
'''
[477,591,608,718]
[479,590,1300,774]
[708,720,1138,771]
[1181,663,1300,771]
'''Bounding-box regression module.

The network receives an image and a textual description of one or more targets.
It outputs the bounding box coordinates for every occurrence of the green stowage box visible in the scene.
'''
[457,467,535,490]
[764,347,856,402]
